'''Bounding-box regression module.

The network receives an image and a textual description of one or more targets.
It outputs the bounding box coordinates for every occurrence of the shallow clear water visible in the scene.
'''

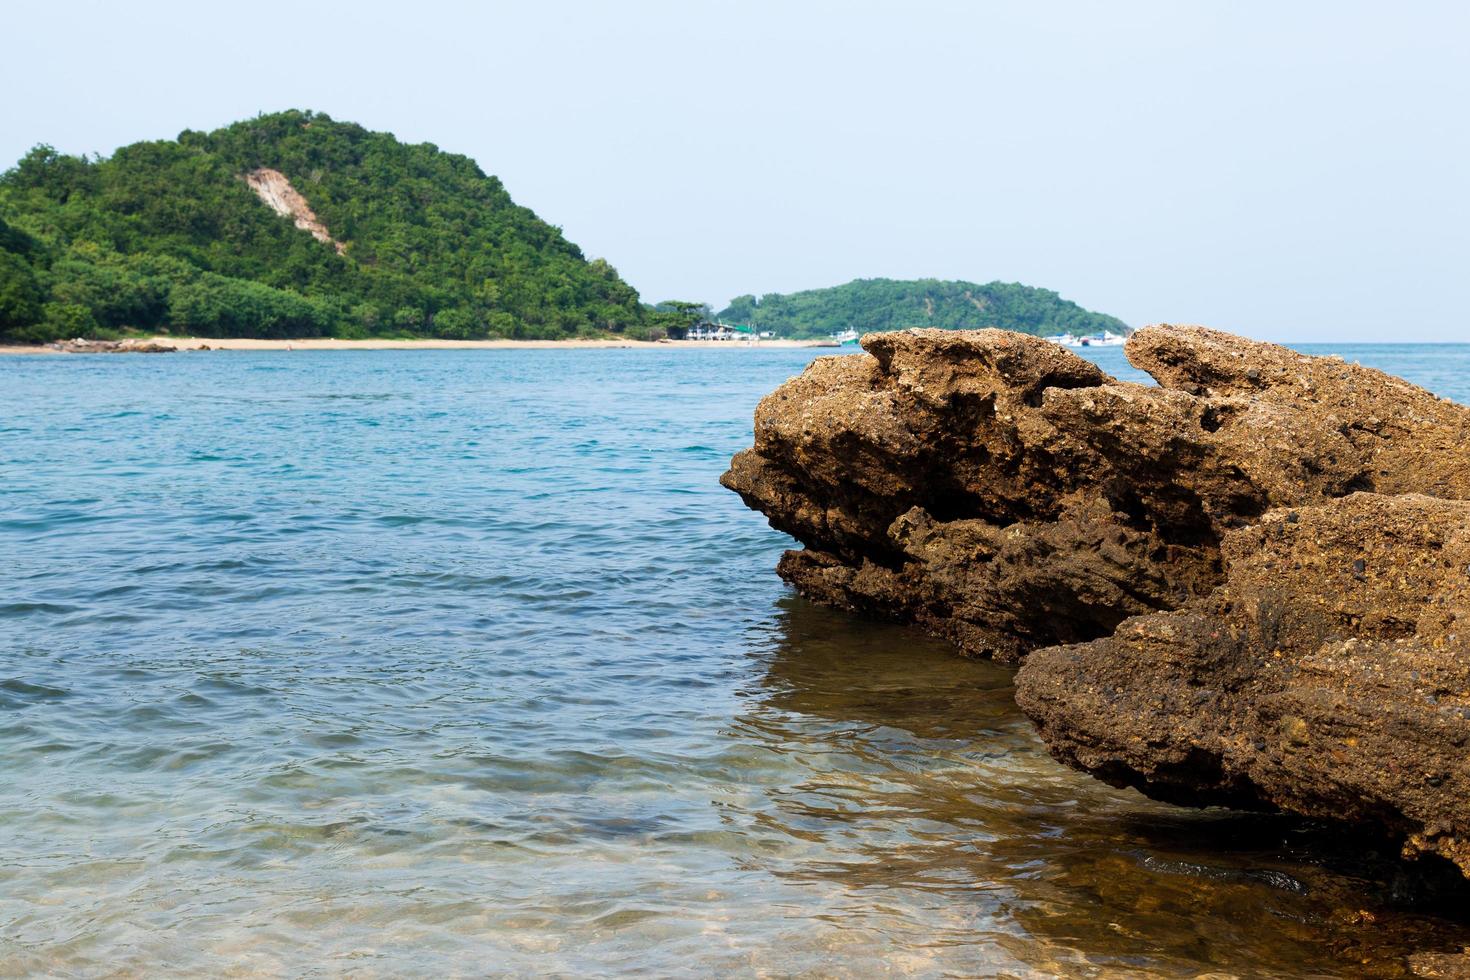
[1,343,1467,977]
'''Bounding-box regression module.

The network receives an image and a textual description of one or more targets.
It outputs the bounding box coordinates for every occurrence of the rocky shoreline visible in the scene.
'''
[723,326,1470,907]
[42,338,179,354]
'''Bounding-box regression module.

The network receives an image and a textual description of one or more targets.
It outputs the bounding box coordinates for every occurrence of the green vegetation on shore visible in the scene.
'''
[718,279,1128,339]
[0,110,678,343]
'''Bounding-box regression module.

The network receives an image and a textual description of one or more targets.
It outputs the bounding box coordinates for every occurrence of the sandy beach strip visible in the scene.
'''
[0,336,838,355]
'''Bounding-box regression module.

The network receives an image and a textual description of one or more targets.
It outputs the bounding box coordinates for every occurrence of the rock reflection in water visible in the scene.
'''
[744,597,1470,978]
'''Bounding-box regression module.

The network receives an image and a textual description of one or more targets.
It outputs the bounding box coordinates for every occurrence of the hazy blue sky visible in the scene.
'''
[4,1,1466,340]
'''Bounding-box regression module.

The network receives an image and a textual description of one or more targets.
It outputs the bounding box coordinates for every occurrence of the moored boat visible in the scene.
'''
[1045,330,1127,348]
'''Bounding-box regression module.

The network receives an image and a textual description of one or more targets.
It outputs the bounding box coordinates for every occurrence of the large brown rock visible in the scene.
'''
[724,324,1470,877]
[723,325,1470,662]
[1016,492,1470,875]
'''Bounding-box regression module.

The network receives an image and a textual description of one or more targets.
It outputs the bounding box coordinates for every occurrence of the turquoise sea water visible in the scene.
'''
[1,343,1467,977]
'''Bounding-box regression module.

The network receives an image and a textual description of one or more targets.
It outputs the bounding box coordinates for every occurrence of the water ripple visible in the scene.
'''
[0,345,1467,976]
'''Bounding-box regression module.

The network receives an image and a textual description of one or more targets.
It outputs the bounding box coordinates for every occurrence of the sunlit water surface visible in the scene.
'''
[2,342,1468,977]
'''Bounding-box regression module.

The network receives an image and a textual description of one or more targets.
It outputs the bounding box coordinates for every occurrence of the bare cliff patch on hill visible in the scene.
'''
[243,168,346,255]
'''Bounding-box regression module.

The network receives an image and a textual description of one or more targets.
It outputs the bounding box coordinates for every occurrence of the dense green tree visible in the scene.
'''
[0,217,46,341]
[167,273,335,338]
[47,247,171,329]
[5,146,100,203]
[39,302,99,340]
[432,307,485,339]
[715,279,1128,339]
[0,251,44,337]
[643,299,709,339]
[720,294,757,323]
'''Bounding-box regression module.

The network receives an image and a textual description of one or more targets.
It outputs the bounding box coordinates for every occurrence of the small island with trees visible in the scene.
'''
[718,279,1129,340]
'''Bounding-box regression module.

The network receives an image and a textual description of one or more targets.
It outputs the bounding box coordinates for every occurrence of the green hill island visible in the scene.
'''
[1,110,1129,345]
[719,279,1129,340]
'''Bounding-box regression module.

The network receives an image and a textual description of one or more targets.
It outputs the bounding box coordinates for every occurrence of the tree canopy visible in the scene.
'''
[717,278,1129,339]
[0,110,648,342]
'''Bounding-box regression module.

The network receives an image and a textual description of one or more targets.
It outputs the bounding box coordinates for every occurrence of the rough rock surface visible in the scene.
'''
[723,324,1470,878]
[722,325,1470,663]
[1016,492,1470,876]
[1411,948,1470,978]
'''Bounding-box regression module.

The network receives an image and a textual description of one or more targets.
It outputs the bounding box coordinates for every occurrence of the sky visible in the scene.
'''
[3,0,1467,341]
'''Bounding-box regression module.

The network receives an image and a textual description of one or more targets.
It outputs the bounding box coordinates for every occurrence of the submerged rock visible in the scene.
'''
[724,324,1470,877]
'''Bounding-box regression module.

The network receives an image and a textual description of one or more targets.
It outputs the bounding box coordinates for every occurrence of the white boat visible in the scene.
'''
[1078,330,1127,347]
[686,321,747,341]
[831,328,860,345]
[1046,330,1127,348]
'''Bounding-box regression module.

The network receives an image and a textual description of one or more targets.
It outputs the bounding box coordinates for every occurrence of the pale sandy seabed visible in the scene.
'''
[0,336,836,354]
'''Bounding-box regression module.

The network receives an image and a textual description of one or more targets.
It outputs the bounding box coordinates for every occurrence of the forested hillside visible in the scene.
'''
[0,110,654,342]
[718,279,1128,339]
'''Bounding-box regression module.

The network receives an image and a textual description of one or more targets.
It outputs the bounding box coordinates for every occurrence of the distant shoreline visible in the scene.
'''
[0,336,841,355]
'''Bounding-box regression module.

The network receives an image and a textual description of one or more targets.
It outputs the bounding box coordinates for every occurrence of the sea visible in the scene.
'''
[1,343,1467,977]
